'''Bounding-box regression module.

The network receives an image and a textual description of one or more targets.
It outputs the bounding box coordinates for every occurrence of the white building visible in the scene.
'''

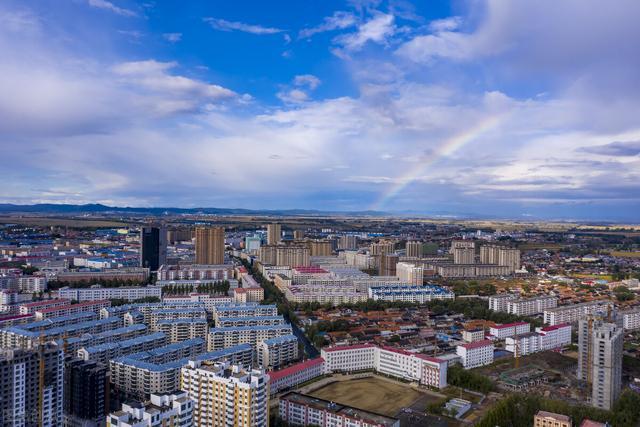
[537,323,572,350]
[456,340,494,369]
[106,391,193,427]
[321,344,447,389]
[488,294,518,312]
[621,309,640,331]
[162,293,233,313]
[505,332,541,356]
[507,296,557,316]
[368,285,455,304]
[181,361,269,427]
[208,324,293,352]
[58,286,162,302]
[462,329,485,343]
[544,301,613,325]
[156,319,208,343]
[396,262,424,285]
[268,358,325,395]
[488,322,531,340]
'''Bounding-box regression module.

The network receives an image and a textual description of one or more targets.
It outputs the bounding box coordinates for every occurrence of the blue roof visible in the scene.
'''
[7,317,121,339]
[210,324,293,333]
[83,332,166,354]
[22,312,96,331]
[216,315,284,323]
[157,318,207,325]
[261,334,298,345]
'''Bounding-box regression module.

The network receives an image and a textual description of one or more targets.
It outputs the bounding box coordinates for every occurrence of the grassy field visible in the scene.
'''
[0,216,129,228]
[310,377,436,416]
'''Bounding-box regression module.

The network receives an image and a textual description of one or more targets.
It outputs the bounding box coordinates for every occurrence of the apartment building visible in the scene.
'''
[208,324,294,351]
[368,284,454,304]
[107,392,194,427]
[34,299,111,320]
[216,315,286,328]
[488,322,531,340]
[533,411,572,427]
[195,227,225,265]
[257,334,299,370]
[508,296,558,316]
[64,358,108,427]
[488,294,518,312]
[155,319,208,343]
[405,241,423,258]
[267,223,282,245]
[0,345,64,427]
[544,301,613,325]
[620,309,640,331]
[279,392,399,427]
[78,332,167,364]
[396,262,424,285]
[233,286,265,303]
[506,332,541,356]
[212,303,278,324]
[181,361,269,427]
[462,329,485,343]
[456,340,494,369]
[162,293,233,313]
[157,264,233,281]
[19,298,70,315]
[585,322,623,410]
[338,235,358,250]
[268,358,325,395]
[149,308,207,330]
[58,286,162,302]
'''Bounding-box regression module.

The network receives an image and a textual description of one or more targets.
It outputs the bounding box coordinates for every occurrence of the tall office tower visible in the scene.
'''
[338,235,358,250]
[405,241,423,258]
[0,345,64,427]
[453,247,475,264]
[379,253,399,276]
[267,223,282,245]
[181,361,269,427]
[591,322,623,410]
[370,241,394,256]
[195,227,225,265]
[480,245,500,264]
[140,226,167,271]
[293,230,304,240]
[64,358,108,427]
[498,248,521,272]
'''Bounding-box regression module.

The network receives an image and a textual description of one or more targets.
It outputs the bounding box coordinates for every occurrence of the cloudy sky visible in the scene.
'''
[2,0,640,220]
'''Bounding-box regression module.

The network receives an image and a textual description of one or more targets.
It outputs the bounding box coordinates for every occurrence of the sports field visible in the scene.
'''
[309,377,438,416]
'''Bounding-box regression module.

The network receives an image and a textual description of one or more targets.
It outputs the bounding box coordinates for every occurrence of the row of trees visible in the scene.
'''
[446,364,496,394]
[476,390,640,427]
[426,298,545,328]
[109,296,161,306]
[47,278,151,290]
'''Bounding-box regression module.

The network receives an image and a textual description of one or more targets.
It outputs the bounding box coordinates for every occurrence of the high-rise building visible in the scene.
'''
[267,223,282,245]
[479,245,500,264]
[498,248,521,272]
[293,230,304,240]
[370,241,394,256]
[181,361,269,427]
[379,253,399,276]
[140,226,167,271]
[307,240,332,256]
[0,345,64,427]
[396,262,424,285]
[453,247,475,264]
[195,227,225,265]
[338,235,358,250]
[167,228,193,244]
[578,318,623,410]
[64,358,108,427]
[406,241,423,258]
[245,235,262,254]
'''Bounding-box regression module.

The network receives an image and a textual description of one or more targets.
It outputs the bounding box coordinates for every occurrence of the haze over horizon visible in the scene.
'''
[2,1,640,221]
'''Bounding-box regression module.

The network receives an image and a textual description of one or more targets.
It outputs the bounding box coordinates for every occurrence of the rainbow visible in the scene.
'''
[371,114,505,211]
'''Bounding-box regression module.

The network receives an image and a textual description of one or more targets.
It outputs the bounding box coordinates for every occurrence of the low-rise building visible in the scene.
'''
[456,340,494,369]
[489,322,530,340]
[58,286,162,302]
[621,309,640,331]
[279,392,400,427]
[156,319,208,343]
[34,300,111,320]
[233,287,265,303]
[268,358,325,395]
[106,391,194,427]
[544,301,613,325]
[208,324,294,352]
[462,329,485,343]
[533,410,572,427]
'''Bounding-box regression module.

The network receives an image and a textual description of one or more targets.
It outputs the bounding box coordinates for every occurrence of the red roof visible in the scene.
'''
[492,322,528,329]
[268,358,324,382]
[460,339,493,350]
[322,343,376,353]
[0,314,33,322]
[415,354,445,364]
[579,420,607,427]
[20,299,70,308]
[539,323,570,332]
[36,299,110,314]
[293,267,328,274]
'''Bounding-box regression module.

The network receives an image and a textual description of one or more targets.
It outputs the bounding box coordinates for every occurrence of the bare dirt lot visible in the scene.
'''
[309,377,440,417]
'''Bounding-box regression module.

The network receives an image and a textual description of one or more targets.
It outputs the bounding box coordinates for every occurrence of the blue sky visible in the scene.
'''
[1,0,640,220]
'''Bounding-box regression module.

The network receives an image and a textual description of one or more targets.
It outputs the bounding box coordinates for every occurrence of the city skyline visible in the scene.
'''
[2,0,640,221]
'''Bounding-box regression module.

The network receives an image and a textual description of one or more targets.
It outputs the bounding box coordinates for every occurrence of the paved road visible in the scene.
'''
[291,321,320,358]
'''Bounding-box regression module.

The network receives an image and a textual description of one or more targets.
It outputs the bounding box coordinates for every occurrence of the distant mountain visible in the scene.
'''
[0,203,390,217]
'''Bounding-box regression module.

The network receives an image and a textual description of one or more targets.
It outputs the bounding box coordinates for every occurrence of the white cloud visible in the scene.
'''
[334,12,395,52]
[293,74,321,90]
[163,32,182,43]
[203,17,283,35]
[87,0,136,17]
[428,17,462,32]
[299,11,357,39]
[277,88,309,104]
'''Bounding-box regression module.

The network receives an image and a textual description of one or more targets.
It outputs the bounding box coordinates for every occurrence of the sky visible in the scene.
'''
[1,0,640,221]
